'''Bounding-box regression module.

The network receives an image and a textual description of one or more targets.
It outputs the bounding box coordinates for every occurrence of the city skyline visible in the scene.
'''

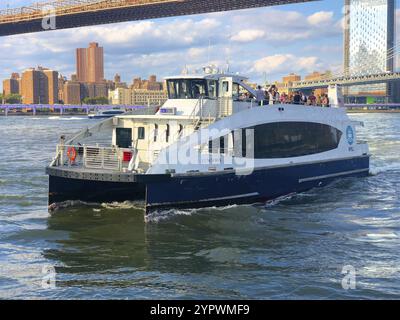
[0,0,399,92]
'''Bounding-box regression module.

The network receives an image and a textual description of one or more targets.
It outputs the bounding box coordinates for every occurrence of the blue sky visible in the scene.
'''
[0,0,396,88]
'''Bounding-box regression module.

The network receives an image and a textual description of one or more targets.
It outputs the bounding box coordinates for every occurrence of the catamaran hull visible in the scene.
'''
[48,174,146,207]
[144,155,370,213]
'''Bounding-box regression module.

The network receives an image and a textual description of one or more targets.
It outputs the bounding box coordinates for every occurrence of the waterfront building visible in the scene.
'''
[113,73,128,89]
[273,73,302,95]
[130,88,167,106]
[2,73,20,96]
[20,67,59,105]
[131,75,163,91]
[108,87,131,105]
[76,42,104,83]
[63,80,81,105]
[108,87,168,106]
[344,0,396,103]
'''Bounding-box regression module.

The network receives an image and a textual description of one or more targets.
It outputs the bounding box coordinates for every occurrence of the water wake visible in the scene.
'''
[145,204,239,223]
[370,162,400,176]
[101,201,144,210]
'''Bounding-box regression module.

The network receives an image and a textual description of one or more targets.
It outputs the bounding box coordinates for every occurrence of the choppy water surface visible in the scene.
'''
[0,114,399,299]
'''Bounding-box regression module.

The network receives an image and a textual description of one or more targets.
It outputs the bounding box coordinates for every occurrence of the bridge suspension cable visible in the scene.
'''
[297,41,400,86]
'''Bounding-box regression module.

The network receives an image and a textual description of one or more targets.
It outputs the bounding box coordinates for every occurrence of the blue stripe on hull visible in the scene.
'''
[145,156,370,212]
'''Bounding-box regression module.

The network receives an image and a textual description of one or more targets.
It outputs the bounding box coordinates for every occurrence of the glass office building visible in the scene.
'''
[344,0,396,103]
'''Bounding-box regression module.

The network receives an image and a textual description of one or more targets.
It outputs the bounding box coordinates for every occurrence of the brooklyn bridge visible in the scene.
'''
[0,0,316,37]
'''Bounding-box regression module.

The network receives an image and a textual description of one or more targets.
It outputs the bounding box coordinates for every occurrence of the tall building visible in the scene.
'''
[44,69,59,105]
[20,67,59,104]
[344,0,396,103]
[2,73,20,96]
[63,80,81,105]
[76,42,104,83]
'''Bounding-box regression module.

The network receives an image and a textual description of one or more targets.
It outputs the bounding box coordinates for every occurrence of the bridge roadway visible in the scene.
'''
[0,0,316,37]
[291,72,400,90]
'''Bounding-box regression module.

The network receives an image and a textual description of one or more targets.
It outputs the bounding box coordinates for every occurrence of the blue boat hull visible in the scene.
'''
[145,156,370,212]
[48,175,145,207]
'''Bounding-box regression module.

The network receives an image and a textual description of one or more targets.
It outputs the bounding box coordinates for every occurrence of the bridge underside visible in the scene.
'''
[0,0,315,37]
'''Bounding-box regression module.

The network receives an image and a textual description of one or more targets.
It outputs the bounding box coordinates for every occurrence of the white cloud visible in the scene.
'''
[0,6,344,88]
[307,11,334,26]
[231,29,265,43]
[252,54,322,75]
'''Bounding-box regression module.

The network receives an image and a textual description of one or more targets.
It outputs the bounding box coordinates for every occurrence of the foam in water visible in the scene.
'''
[264,193,297,208]
[48,200,97,213]
[101,201,144,210]
[144,204,240,223]
[370,163,400,176]
[145,208,196,223]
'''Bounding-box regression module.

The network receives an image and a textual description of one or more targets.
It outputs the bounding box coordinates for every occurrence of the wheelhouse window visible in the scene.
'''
[138,127,145,140]
[167,79,217,99]
[154,124,158,142]
[166,124,170,143]
[222,81,229,93]
[249,122,342,159]
[207,80,218,99]
[116,128,132,148]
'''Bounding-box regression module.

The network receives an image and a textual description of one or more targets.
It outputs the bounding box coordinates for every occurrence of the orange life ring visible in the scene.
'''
[67,147,77,162]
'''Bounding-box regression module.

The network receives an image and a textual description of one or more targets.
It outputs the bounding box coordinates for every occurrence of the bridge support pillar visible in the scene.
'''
[60,107,63,116]
[5,107,8,117]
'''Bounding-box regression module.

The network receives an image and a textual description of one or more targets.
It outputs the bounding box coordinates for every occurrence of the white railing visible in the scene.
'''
[54,144,134,171]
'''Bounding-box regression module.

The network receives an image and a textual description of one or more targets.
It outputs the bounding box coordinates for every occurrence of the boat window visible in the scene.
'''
[166,124,170,143]
[207,80,218,99]
[138,127,145,140]
[222,81,229,93]
[154,124,158,142]
[167,81,176,99]
[247,122,342,159]
[167,79,212,99]
[116,128,132,148]
[190,79,206,99]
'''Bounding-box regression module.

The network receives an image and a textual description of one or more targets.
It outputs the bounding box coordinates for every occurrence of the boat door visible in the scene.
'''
[219,77,233,117]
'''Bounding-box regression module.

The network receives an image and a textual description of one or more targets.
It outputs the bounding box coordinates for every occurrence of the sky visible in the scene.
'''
[0,0,397,88]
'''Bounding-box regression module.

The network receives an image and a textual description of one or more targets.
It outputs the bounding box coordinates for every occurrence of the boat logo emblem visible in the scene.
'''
[346,126,354,145]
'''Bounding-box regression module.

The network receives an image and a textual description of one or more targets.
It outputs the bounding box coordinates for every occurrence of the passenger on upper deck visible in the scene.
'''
[293,91,301,105]
[255,85,266,106]
[267,85,280,105]
[321,94,330,107]
[307,91,317,106]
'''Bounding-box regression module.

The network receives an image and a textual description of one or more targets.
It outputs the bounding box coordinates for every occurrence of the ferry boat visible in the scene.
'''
[88,109,126,119]
[46,67,370,213]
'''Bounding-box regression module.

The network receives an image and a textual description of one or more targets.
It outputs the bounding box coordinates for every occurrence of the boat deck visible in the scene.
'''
[46,165,137,183]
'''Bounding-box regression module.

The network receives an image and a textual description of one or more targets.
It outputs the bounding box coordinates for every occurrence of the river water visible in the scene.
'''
[0,114,399,299]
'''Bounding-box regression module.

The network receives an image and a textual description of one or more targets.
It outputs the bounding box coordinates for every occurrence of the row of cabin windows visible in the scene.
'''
[117,122,342,158]
[116,124,184,147]
[208,122,343,159]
